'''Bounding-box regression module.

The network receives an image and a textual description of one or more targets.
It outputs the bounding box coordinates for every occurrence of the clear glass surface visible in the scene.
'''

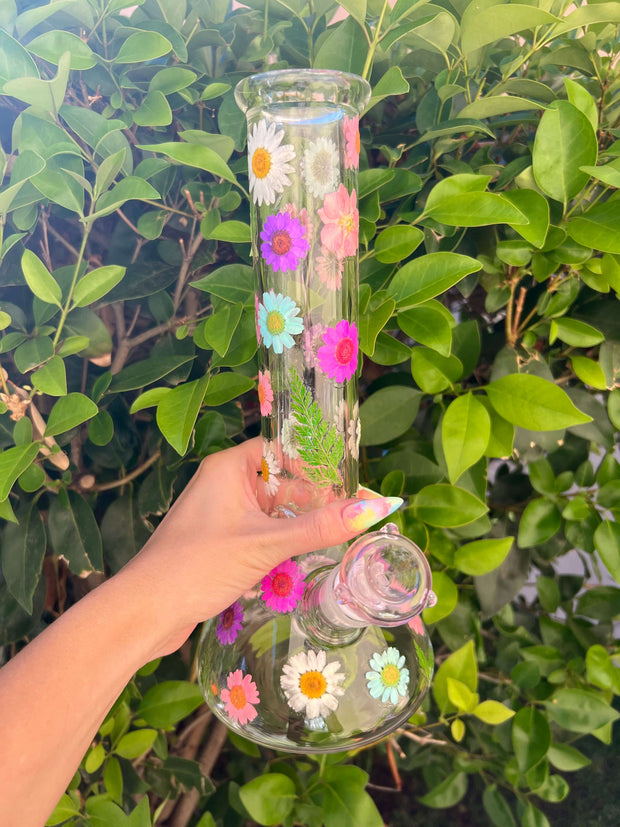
[198,70,433,753]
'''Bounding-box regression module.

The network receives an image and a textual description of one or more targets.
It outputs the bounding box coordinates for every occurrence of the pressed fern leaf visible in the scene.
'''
[289,368,344,488]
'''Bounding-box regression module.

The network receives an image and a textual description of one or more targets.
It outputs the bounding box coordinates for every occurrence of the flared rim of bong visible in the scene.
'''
[234,68,371,115]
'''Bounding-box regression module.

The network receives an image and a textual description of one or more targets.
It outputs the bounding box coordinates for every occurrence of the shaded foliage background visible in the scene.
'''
[0,0,619,824]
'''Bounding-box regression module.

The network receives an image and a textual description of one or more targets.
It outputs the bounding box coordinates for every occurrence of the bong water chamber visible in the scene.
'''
[197,70,436,752]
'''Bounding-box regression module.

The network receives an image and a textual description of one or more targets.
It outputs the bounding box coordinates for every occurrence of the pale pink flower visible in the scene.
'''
[343,115,360,170]
[221,669,260,724]
[316,247,344,290]
[285,203,313,243]
[258,370,274,416]
[317,185,358,259]
[302,322,325,369]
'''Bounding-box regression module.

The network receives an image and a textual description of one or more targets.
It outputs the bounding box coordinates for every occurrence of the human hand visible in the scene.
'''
[122,438,402,658]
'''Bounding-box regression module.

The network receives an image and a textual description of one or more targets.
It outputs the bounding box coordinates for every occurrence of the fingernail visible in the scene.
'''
[357,485,383,499]
[342,497,403,532]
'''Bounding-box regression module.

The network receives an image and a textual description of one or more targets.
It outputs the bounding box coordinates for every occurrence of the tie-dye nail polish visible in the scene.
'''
[342,497,403,532]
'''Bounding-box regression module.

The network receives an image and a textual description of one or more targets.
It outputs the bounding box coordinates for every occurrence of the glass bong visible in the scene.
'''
[197,70,435,752]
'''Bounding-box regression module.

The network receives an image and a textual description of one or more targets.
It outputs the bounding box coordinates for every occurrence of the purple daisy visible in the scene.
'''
[216,601,244,645]
[260,211,309,273]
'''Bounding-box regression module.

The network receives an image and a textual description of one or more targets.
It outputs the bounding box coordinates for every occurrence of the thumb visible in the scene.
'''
[269,496,404,560]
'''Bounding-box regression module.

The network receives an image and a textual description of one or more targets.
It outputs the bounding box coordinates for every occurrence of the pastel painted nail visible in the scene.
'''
[342,497,403,532]
[357,485,383,499]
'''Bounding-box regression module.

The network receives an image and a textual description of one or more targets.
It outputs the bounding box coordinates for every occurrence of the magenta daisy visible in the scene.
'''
[260,211,309,273]
[343,115,360,170]
[258,370,274,416]
[221,669,260,725]
[317,185,359,259]
[261,559,305,613]
[216,601,244,645]
[316,247,344,290]
[317,320,359,382]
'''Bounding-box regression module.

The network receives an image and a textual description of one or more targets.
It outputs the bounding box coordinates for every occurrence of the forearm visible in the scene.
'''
[0,565,174,827]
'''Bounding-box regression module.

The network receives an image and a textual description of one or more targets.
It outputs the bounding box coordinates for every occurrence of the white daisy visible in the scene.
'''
[303,137,340,199]
[280,648,345,719]
[247,120,295,207]
[261,443,281,496]
[365,647,410,704]
[281,416,300,459]
[348,401,361,459]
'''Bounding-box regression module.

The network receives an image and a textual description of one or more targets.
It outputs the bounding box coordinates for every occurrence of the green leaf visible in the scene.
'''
[459,95,545,119]
[424,192,527,227]
[110,355,194,392]
[415,484,488,528]
[45,794,80,825]
[137,681,204,729]
[337,0,367,29]
[447,677,478,713]
[101,493,151,573]
[474,700,515,725]
[544,688,619,733]
[512,706,551,772]
[27,30,96,70]
[518,498,562,548]
[191,264,254,305]
[553,2,620,36]
[419,773,467,809]
[21,250,62,307]
[359,385,422,445]
[133,90,172,127]
[200,82,232,101]
[398,303,452,356]
[73,265,126,307]
[205,220,251,243]
[422,570,458,624]
[374,225,423,263]
[504,189,550,249]
[411,347,462,394]
[570,354,607,390]
[549,318,604,348]
[88,410,114,446]
[238,774,297,826]
[150,66,197,95]
[564,78,598,135]
[31,356,67,396]
[594,520,620,584]
[201,303,243,357]
[289,369,344,487]
[47,491,103,575]
[521,804,550,827]
[454,537,513,576]
[115,729,158,760]
[115,31,172,63]
[460,2,557,55]
[156,376,210,455]
[566,197,620,255]
[45,393,98,437]
[359,298,395,357]
[580,158,620,190]
[91,177,160,220]
[366,66,409,112]
[482,785,515,827]
[203,372,254,406]
[14,337,54,373]
[3,51,70,112]
[0,443,40,501]
[532,101,598,204]
[317,766,383,827]
[547,743,591,772]
[129,388,171,414]
[442,393,490,483]
[0,29,39,84]
[138,141,237,185]
[313,16,368,75]
[486,374,591,430]
[388,252,481,307]
[0,498,46,612]
[433,640,478,714]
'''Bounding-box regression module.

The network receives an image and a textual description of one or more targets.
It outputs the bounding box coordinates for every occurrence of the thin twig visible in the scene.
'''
[87,451,161,492]
[173,226,203,311]
[116,208,141,235]
[47,224,80,259]
[398,728,449,747]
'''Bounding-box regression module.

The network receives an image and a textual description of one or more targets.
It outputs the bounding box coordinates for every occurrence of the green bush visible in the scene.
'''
[1,0,619,824]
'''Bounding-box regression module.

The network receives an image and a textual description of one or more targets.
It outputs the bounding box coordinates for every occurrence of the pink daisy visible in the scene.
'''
[258,370,274,416]
[220,669,260,725]
[317,320,359,383]
[216,601,244,645]
[254,294,261,344]
[261,559,305,613]
[260,211,309,273]
[317,185,358,259]
[343,115,360,170]
[316,247,344,290]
